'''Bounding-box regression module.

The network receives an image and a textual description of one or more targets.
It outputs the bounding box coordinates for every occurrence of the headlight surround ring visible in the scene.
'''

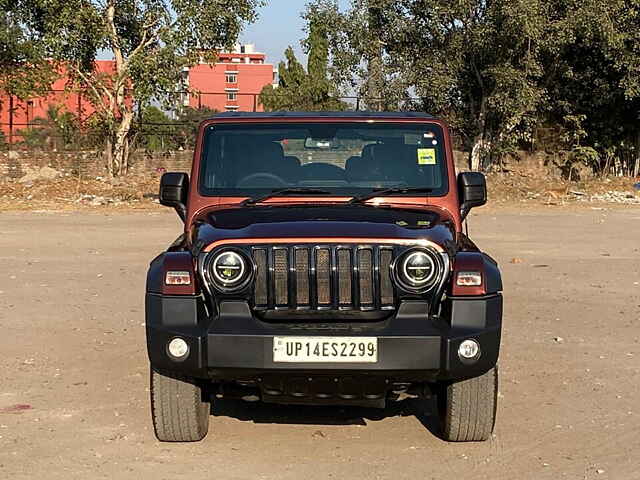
[392,247,443,293]
[205,248,253,292]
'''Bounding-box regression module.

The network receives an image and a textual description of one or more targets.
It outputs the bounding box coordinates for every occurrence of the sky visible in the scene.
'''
[240,0,350,67]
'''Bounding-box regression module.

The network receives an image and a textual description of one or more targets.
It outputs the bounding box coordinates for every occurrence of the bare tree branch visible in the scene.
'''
[68,63,110,113]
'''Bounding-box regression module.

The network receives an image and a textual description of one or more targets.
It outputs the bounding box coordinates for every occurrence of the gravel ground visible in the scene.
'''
[0,206,638,479]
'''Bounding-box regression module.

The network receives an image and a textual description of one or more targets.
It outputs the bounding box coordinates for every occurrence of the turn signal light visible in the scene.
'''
[456,271,482,286]
[165,270,191,285]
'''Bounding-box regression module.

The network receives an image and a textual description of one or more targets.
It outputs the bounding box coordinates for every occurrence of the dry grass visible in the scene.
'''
[0,174,163,211]
[487,171,638,205]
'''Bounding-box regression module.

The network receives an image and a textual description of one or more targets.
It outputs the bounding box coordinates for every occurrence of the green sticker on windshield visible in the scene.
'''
[417,148,437,165]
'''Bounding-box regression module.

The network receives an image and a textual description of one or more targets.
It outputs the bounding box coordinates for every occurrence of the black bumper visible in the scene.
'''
[145,293,502,385]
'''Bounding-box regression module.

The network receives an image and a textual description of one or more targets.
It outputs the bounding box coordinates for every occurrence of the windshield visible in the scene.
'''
[199,122,448,197]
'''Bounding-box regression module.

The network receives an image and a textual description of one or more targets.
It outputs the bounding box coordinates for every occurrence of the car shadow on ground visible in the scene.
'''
[211,396,441,437]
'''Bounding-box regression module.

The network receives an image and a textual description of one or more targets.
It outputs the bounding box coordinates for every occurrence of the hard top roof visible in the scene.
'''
[208,111,435,120]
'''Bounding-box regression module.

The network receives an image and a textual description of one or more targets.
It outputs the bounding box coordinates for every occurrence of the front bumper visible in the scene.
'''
[146,294,502,385]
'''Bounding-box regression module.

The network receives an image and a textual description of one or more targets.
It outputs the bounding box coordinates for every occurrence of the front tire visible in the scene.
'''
[438,366,498,442]
[150,367,210,442]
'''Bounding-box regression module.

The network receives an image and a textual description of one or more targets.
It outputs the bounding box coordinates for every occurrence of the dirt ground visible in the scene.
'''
[0,205,639,480]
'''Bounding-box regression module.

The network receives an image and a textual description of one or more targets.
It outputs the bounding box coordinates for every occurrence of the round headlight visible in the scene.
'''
[394,248,440,292]
[209,250,251,290]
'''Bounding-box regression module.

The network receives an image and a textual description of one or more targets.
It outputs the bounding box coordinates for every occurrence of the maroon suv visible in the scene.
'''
[146,111,502,442]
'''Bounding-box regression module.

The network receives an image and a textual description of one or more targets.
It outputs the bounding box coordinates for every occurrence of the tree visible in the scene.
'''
[16,0,261,176]
[310,0,640,174]
[0,5,56,148]
[303,0,412,111]
[0,7,55,99]
[377,0,549,170]
[17,104,80,150]
[174,106,219,149]
[260,15,345,112]
[138,106,177,151]
[540,0,640,176]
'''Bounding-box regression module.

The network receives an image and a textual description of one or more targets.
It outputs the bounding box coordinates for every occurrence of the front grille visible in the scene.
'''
[252,244,395,311]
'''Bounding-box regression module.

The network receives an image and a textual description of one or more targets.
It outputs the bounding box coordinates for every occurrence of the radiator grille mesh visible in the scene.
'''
[253,249,267,305]
[380,249,394,305]
[316,249,331,305]
[295,249,309,305]
[274,249,288,305]
[337,249,352,305]
[358,249,373,305]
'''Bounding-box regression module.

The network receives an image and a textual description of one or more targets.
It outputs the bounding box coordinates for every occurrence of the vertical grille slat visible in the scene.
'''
[253,249,268,306]
[252,244,395,311]
[295,249,309,305]
[358,249,374,306]
[316,249,331,305]
[380,249,394,305]
[274,249,288,306]
[337,249,352,306]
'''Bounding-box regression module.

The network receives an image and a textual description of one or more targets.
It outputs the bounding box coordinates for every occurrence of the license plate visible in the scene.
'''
[273,336,378,363]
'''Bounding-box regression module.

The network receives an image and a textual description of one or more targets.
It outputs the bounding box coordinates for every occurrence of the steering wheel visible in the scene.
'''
[236,172,288,188]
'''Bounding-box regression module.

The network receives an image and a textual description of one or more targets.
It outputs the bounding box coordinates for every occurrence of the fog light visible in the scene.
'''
[168,338,189,359]
[458,339,480,359]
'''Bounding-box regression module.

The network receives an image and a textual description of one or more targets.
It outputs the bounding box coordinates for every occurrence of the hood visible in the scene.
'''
[191,204,457,254]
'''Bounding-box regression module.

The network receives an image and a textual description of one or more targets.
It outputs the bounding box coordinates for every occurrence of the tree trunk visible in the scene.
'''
[470,136,485,171]
[104,137,113,177]
[110,110,134,177]
[469,97,488,171]
[366,6,384,111]
[366,54,383,111]
[634,130,640,178]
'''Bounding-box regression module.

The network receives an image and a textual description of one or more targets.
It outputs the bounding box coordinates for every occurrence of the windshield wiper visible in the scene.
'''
[348,186,434,205]
[240,188,332,206]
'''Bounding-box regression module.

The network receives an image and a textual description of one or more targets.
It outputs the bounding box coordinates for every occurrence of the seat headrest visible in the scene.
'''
[345,155,361,171]
[284,155,301,167]
[361,143,376,160]
[373,143,401,158]
[261,141,284,159]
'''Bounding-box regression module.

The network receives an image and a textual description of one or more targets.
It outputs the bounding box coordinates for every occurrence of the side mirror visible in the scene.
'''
[159,172,189,222]
[458,172,487,220]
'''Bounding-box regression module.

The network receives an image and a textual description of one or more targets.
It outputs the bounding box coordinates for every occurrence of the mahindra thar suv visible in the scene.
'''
[146,112,502,442]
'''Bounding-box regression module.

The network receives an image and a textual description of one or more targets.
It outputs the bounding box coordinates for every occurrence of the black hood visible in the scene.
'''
[192,204,457,254]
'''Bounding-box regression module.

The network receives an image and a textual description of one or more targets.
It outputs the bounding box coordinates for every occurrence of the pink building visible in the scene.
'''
[0,60,116,141]
[183,44,276,112]
[0,45,276,141]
